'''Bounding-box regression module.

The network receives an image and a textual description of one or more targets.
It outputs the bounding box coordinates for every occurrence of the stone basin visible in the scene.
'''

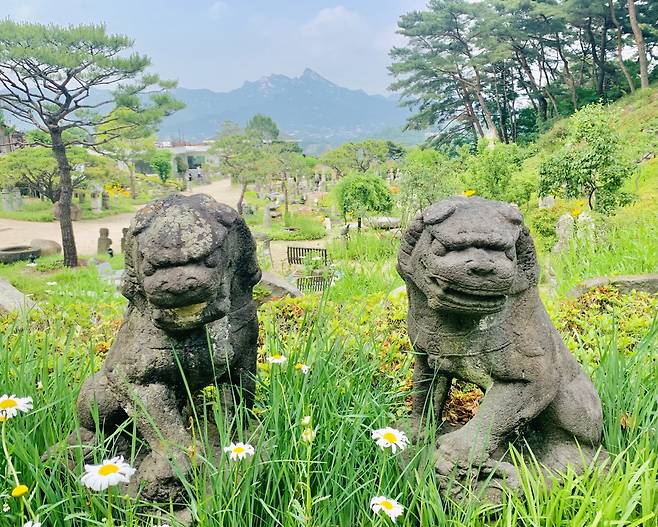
[0,245,41,264]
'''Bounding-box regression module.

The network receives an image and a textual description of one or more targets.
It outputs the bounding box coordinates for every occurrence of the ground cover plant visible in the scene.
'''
[1,252,657,526]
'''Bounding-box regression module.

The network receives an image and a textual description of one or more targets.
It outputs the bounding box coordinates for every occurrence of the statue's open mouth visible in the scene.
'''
[430,277,507,312]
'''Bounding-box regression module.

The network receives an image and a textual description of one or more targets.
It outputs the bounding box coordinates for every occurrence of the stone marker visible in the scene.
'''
[11,188,22,210]
[553,213,575,252]
[90,186,102,213]
[101,191,110,210]
[1,189,11,211]
[397,196,605,500]
[368,216,401,230]
[74,194,261,503]
[120,228,128,253]
[97,228,112,255]
[30,239,62,256]
[0,279,37,314]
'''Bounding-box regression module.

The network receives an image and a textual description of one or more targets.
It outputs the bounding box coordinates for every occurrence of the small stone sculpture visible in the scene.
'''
[75,194,261,501]
[397,196,604,498]
[97,228,112,256]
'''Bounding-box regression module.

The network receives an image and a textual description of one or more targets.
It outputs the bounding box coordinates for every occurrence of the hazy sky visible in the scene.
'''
[3,0,427,95]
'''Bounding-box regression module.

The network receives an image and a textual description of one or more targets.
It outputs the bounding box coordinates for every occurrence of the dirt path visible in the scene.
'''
[0,179,245,256]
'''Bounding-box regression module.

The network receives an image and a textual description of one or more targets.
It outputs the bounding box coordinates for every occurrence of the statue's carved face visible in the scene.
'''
[406,199,524,315]
[131,205,231,331]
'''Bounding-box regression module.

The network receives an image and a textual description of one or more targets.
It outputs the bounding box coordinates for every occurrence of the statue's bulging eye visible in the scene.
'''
[505,248,516,261]
[205,254,218,268]
[431,238,447,256]
[142,261,155,276]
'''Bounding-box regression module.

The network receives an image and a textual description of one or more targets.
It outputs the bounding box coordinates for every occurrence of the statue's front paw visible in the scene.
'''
[434,432,488,476]
[131,451,191,502]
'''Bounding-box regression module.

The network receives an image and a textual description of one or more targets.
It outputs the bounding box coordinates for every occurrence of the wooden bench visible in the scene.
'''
[286,246,329,266]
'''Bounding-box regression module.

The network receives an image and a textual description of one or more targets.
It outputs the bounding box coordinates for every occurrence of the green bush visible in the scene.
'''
[334,172,392,223]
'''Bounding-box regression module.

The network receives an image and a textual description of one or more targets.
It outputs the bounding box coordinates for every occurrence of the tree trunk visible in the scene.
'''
[283,177,289,218]
[610,0,635,92]
[236,180,247,215]
[472,67,499,140]
[555,33,579,110]
[627,0,649,88]
[50,128,78,267]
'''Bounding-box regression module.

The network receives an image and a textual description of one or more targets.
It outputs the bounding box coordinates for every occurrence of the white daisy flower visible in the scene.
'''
[370,496,404,523]
[24,521,42,527]
[2,503,9,513]
[223,442,255,461]
[267,354,287,365]
[372,427,409,454]
[294,362,310,374]
[301,428,316,443]
[301,415,311,426]
[80,456,135,491]
[46,281,57,286]
[0,394,33,420]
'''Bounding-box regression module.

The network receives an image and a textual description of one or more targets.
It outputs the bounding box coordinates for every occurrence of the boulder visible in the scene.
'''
[367,216,401,230]
[0,279,37,314]
[567,274,658,299]
[30,239,62,256]
[257,271,303,305]
[53,201,82,221]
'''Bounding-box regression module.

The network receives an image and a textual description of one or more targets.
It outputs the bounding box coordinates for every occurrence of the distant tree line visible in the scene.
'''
[390,0,657,147]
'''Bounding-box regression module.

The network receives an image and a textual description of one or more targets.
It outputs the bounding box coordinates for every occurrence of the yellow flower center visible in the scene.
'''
[98,463,120,476]
[0,399,17,409]
[383,432,398,443]
[233,446,245,454]
[11,484,28,498]
[272,354,282,360]
[295,363,303,369]
[381,500,394,510]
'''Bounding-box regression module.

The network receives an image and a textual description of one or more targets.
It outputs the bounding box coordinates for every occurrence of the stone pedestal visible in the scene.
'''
[97,228,112,255]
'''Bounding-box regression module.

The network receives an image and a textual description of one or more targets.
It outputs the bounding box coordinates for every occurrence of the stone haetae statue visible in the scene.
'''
[75,194,261,501]
[397,196,604,498]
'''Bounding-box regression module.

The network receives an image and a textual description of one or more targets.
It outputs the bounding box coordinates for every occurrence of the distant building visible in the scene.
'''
[0,125,24,154]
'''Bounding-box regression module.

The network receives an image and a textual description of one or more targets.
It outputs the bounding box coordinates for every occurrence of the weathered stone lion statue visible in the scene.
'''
[397,196,604,497]
[75,194,261,501]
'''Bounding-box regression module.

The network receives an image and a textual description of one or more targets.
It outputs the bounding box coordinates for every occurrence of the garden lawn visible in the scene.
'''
[0,257,657,526]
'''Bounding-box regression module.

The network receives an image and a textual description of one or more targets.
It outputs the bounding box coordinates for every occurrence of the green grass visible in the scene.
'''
[1,299,657,526]
[327,232,400,263]
[0,197,137,222]
[550,212,658,296]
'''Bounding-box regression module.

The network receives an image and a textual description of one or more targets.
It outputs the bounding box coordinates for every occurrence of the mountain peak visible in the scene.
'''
[300,68,326,82]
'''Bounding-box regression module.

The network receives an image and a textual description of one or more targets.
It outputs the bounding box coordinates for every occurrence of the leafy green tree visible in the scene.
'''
[150,150,173,183]
[98,108,158,198]
[335,172,393,229]
[321,140,390,176]
[461,141,527,202]
[539,103,634,213]
[246,114,280,141]
[399,148,459,212]
[211,132,267,214]
[0,21,182,266]
[0,146,116,203]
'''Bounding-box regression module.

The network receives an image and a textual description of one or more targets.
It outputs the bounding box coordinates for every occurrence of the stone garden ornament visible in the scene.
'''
[397,196,604,498]
[75,194,261,502]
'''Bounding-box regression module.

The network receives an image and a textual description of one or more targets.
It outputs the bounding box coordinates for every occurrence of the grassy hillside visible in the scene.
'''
[525,85,658,209]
